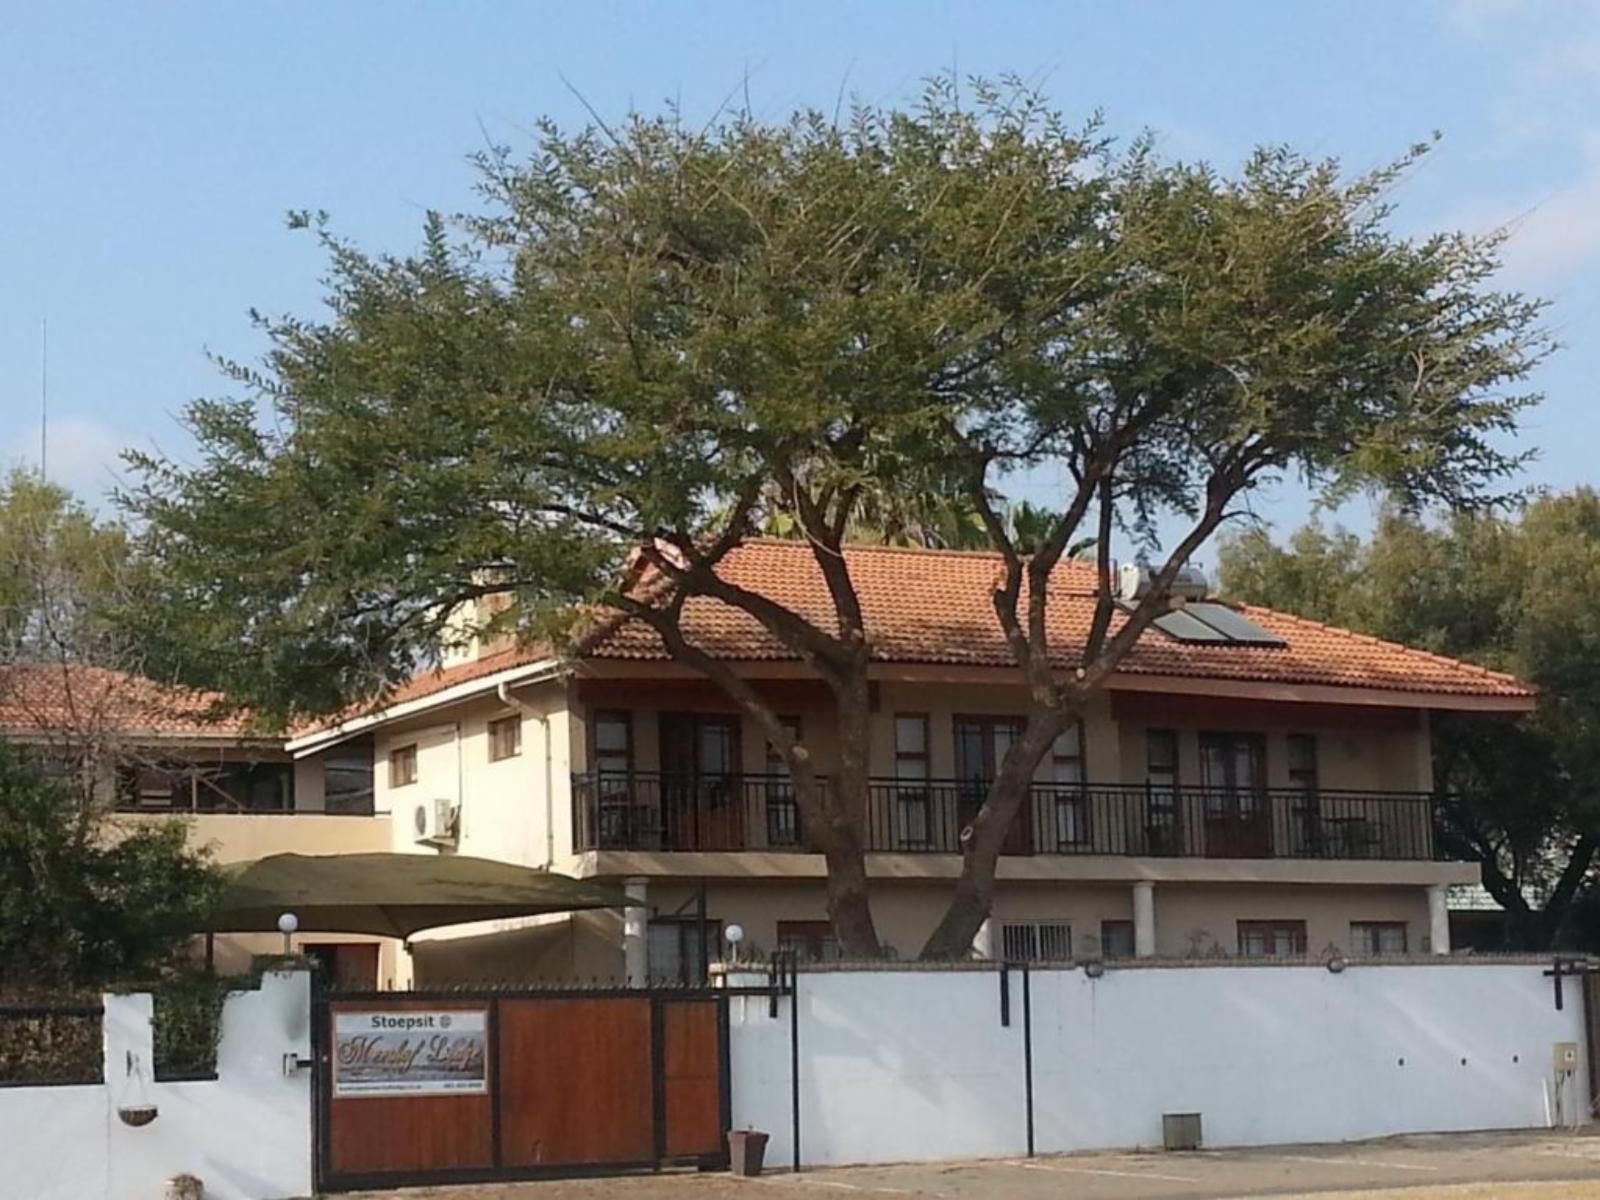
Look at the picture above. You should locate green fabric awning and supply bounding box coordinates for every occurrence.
[209,851,628,939]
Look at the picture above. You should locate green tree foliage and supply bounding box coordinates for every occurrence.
[0,470,130,664]
[1218,492,1600,950]
[0,739,222,986]
[124,76,1547,958]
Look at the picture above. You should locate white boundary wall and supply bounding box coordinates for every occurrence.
[728,962,1589,1168]
[0,970,313,1200]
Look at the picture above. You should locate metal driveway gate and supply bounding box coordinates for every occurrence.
[314,989,730,1192]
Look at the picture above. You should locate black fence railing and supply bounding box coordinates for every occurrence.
[571,772,1445,861]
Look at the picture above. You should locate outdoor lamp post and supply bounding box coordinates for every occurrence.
[277,911,299,956]
[725,923,745,964]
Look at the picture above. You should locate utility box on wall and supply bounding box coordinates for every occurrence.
[1163,1112,1203,1151]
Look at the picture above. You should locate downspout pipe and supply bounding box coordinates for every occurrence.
[498,679,556,867]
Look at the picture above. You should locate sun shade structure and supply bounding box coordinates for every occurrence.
[210,852,629,939]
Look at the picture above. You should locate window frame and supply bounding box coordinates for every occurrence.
[1000,919,1073,963]
[777,919,841,963]
[1236,919,1308,959]
[646,915,724,986]
[893,713,932,847]
[1051,719,1090,846]
[1350,920,1408,956]
[1099,919,1136,961]
[388,743,418,789]
[764,715,803,847]
[488,714,523,762]
[591,709,634,775]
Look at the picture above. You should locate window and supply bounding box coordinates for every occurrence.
[765,716,802,847]
[324,741,375,814]
[777,920,842,963]
[1287,734,1319,792]
[593,711,633,775]
[388,744,418,788]
[1100,919,1135,961]
[1052,722,1089,846]
[955,715,1031,853]
[1146,729,1179,786]
[894,714,931,846]
[1237,920,1307,959]
[1001,920,1073,962]
[1145,729,1181,853]
[488,715,522,761]
[646,917,723,985]
[119,764,184,809]
[1287,733,1321,854]
[1351,921,1407,956]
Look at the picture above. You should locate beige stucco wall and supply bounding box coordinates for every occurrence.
[369,678,569,866]
[114,812,393,864]
[565,681,1433,795]
[404,877,1440,982]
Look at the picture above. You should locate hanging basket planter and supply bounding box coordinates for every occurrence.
[117,1104,158,1128]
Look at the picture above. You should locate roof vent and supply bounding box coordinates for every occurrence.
[1116,562,1210,603]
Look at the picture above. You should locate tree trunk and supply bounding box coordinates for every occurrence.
[815,672,883,958]
[919,709,1066,959]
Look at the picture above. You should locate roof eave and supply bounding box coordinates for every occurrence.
[286,657,569,757]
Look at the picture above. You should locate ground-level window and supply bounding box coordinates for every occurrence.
[1237,919,1307,959]
[1100,919,1136,960]
[777,920,842,963]
[1001,920,1073,962]
[646,917,723,985]
[488,714,522,761]
[1351,921,1408,956]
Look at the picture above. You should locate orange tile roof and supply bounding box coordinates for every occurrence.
[326,539,1531,721]
[0,663,267,741]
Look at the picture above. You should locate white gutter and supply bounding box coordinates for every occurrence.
[286,657,566,757]
[497,679,556,868]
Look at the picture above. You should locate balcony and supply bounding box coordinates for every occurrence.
[571,772,1445,861]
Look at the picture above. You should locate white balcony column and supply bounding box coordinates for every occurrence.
[972,917,996,961]
[1427,884,1451,955]
[623,877,650,985]
[1132,880,1157,959]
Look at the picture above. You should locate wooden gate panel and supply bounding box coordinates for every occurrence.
[497,997,655,1168]
[661,1000,723,1158]
[323,1000,493,1178]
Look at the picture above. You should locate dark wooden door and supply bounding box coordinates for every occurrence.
[498,998,655,1168]
[955,716,1033,853]
[660,714,743,850]
[660,1000,725,1158]
[1199,732,1272,857]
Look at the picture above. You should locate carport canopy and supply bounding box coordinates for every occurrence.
[208,851,628,939]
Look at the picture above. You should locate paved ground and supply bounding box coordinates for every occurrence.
[346,1129,1600,1199]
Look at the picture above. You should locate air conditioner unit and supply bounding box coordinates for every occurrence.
[414,797,460,846]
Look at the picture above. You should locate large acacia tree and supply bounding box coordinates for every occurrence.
[126,78,1547,959]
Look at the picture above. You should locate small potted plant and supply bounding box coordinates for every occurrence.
[166,1174,204,1200]
[727,1127,771,1176]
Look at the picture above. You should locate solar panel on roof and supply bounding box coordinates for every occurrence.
[1183,602,1287,646]
[1151,607,1231,642]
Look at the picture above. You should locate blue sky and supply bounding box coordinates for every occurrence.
[2,1,1596,558]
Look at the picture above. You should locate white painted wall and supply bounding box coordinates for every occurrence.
[728,968,1029,1169]
[0,970,313,1200]
[727,962,1588,1168]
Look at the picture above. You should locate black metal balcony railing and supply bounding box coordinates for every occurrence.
[570,771,1446,861]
